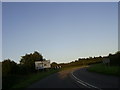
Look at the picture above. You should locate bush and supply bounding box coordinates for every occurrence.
[109,52,120,66]
[2,59,18,76]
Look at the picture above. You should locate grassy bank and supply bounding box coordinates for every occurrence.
[3,69,59,90]
[87,63,120,76]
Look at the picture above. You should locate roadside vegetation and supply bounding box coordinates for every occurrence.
[87,51,120,76]
[2,51,120,89]
[87,63,120,76]
[10,69,58,89]
[3,69,59,89]
[2,51,60,90]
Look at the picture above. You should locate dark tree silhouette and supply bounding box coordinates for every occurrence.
[51,62,58,68]
[20,51,43,73]
[2,59,18,76]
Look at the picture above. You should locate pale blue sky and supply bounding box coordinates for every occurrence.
[2,2,118,63]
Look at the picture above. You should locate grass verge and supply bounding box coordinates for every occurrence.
[3,69,59,90]
[87,63,120,76]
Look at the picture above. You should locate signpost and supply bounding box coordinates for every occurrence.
[102,58,110,70]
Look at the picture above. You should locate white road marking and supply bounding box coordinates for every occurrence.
[71,71,102,90]
[77,81,91,88]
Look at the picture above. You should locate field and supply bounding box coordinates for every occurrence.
[87,63,120,76]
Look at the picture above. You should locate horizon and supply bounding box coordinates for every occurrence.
[2,2,118,64]
[1,50,119,64]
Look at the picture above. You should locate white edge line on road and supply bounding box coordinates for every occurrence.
[77,81,91,88]
[71,71,102,90]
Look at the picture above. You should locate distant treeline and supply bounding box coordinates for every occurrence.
[2,51,120,76]
[52,51,120,68]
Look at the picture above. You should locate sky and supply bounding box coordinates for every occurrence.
[1,0,120,2]
[2,2,118,63]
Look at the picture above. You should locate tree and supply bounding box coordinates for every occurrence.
[78,58,82,61]
[109,51,120,66]
[20,51,43,72]
[33,51,43,61]
[2,59,18,76]
[51,62,58,68]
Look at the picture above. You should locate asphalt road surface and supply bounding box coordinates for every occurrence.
[28,66,119,89]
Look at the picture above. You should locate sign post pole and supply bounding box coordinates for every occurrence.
[102,58,110,70]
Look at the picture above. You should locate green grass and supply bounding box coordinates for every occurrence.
[3,69,59,90]
[87,63,120,76]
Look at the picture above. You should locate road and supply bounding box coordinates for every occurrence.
[71,67,119,89]
[28,66,119,89]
